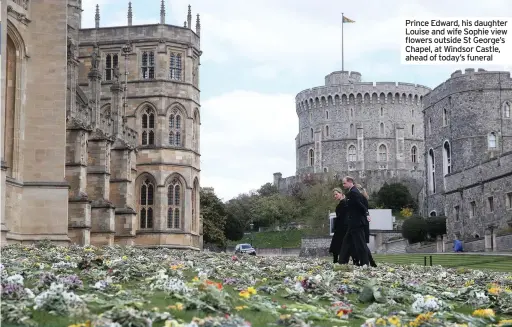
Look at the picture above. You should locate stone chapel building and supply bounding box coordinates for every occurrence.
[1,0,203,249]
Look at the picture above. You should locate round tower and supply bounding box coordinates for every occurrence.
[294,71,431,196]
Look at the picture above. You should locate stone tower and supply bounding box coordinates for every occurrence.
[423,68,512,242]
[280,70,430,199]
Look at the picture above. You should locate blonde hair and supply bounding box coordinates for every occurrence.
[356,183,369,199]
[333,187,343,194]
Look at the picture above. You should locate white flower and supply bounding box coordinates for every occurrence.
[6,274,24,285]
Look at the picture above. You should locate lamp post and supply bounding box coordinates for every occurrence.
[250,222,254,247]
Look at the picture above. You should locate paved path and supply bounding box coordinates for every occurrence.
[418,252,512,256]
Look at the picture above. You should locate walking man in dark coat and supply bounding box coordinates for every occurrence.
[338,176,370,266]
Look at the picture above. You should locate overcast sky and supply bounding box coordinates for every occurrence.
[81,0,512,201]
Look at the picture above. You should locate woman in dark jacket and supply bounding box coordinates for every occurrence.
[329,188,350,263]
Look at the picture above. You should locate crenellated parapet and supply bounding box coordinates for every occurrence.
[423,68,512,108]
[295,71,431,114]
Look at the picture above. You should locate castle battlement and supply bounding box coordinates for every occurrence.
[79,24,200,49]
[424,68,512,108]
[295,72,431,114]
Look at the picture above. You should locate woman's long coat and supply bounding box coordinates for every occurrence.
[329,199,348,254]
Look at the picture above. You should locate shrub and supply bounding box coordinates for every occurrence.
[402,216,428,244]
[425,216,447,239]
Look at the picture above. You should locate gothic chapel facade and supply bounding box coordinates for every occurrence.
[1,0,203,249]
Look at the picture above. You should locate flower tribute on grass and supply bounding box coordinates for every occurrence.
[1,241,512,327]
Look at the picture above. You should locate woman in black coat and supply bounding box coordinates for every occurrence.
[329,188,349,263]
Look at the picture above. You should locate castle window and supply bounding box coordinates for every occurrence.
[469,201,476,218]
[169,112,182,146]
[411,124,415,136]
[170,52,183,81]
[141,51,155,79]
[310,128,314,140]
[411,146,417,163]
[454,205,460,221]
[380,122,384,135]
[350,108,354,118]
[325,125,329,137]
[504,102,511,118]
[141,107,155,146]
[378,144,387,162]
[105,53,119,81]
[428,149,436,194]
[488,132,497,148]
[192,179,199,232]
[323,167,328,173]
[325,110,329,119]
[428,117,432,135]
[411,109,414,116]
[429,211,437,217]
[308,149,314,166]
[139,179,154,229]
[309,111,312,121]
[350,124,355,137]
[380,107,383,116]
[488,196,494,213]
[506,192,512,209]
[348,145,356,161]
[443,108,448,126]
[167,178,182,229]
[443,141,451,175]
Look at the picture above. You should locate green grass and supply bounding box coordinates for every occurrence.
[373,254,512,272]
[227,229,314,248]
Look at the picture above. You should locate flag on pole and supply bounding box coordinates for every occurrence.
[342,16,355,23]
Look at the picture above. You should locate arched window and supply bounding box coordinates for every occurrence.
[488,132,497,148]
[428,149,436,193]
[443,108,448,126]
[169,112,182,146]
[308,149,314,166]
[504,102,511,118]
[411,124,415,136]
[380,122,384,135]
[325,110,329,119]
[167,178,182,229]
[350,124,355,137]
[139,179,154,229]
[141,107,155,145]
[443,141,451,176]
[348,145,357,162]
[4,34,17,178]
[325,125,329,137]
[350,108,354,118]
[428,117,432,135]
[411,146,417,163]
[310,128,314,140]
[378,144,387,161]
[380,107,383,116]
[192,179,199,232]
[429,211,437,217]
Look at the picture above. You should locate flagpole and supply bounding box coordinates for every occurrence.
[341,13,344,72]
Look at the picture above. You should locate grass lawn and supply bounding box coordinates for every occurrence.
[373,254,512,272]
[227,229,311,248]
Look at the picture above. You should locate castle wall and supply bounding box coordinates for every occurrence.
[2,0,70,245]
[423,68,512,240]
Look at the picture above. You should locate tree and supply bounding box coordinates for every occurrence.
[200,188,227,247]
[224,212,245,241]
[377,183,417,212]
[257,183,279,197]
[251,194,301,228]
[402,216,428,244]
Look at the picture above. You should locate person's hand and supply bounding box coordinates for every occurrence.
[367,216,371,222]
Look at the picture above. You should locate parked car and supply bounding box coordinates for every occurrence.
[234,243,256,255]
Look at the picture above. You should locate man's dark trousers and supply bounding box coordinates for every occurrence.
[338,186,370,266]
